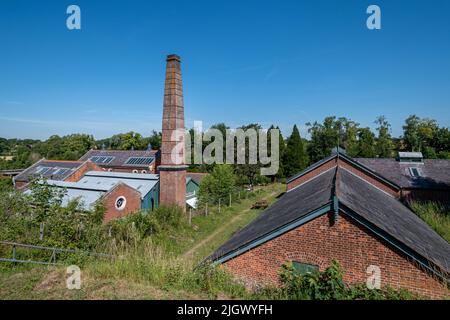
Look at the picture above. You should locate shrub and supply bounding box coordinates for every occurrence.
[198,165,236,205]
[278,260,417,300]
[410,201,450,242]
[107,206,184,243]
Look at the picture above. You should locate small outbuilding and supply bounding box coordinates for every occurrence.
[208,150,450,298]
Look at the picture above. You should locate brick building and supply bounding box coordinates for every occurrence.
[354,152,450,206]
[79,149,159,174]
[13,159,102,189]
[25,171,160,223]
[208,149,450,298]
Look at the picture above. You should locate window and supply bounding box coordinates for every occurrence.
[125,157,154,166]
[292,261,319,275]
[141,170,147,174]
[115,196,127,210]
[132,169,138,173]
[108,168,113,172]
[90,156,115,164]
[409,167,422,178]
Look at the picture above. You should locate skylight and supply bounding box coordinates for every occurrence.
[409,167,422,178]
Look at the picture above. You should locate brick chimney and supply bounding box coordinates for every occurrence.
[158,54,187,210]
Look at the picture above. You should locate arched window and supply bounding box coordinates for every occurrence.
[132,169,138,174]
[292,261,319,275]
[141,170,147,174]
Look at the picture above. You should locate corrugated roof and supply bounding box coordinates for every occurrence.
[84,170,159,180]
[79,171,159,199]
[24,181,105,211]
[79,150,158,168]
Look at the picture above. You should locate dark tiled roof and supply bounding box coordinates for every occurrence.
[14,160,82,182]
[338,169,450,274]
[208,168,335,262]
[79,149,158,168]
[354,158,450,190]
[187,172,208,185]
[209,166,450,276]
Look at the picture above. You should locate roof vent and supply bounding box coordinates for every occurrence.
[397,152,423,163]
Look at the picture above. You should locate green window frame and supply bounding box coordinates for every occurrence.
[292,261,319,275]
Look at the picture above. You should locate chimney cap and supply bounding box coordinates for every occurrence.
[167,54,181,62]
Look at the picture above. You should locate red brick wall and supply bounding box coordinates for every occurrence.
[14,181,28,190]
[100,166,155,174]
[286,157,400,198]
[102,184,142,223]
[223,213,448,299]
[64,161,103,182]
[159,169,186,210]
[287,158,336,191]
[337,158,400,198]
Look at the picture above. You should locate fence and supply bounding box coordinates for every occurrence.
[0,241,112,266]
[187,185,266,225]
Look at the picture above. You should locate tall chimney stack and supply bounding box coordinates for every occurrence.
[158,54,187,210]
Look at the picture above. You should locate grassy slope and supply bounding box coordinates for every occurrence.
[410,202,450,242]
[0,183,285,300]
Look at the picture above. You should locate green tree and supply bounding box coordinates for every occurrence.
[198,165,236,205]
[355,128,377,158]
[283,125,309,177]
[402,115,438,154]
[233,123,263,187]
[374,116,394,158]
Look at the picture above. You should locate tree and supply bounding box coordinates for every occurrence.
[198,165,236,205]
[402,115,438,153]
[375,116,394,158]
[355,127,377,158]
[306,117,357,162]
[283,125,309,177]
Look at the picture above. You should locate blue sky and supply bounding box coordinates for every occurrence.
[1,0,449,140]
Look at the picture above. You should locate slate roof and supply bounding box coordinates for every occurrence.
[338,169,450,274]
[354,158,450,190]
[14,159,83,183]
[187,172,207,185]
[79,149,158,168]
[209,166,450,277]
[208,168,335,262]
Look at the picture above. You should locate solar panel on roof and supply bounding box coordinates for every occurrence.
[53,168,71,175]
[125,157,154,166]
[36,167,52,175]
[90,156,115,164]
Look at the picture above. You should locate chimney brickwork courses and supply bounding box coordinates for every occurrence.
[159,54,187,210]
